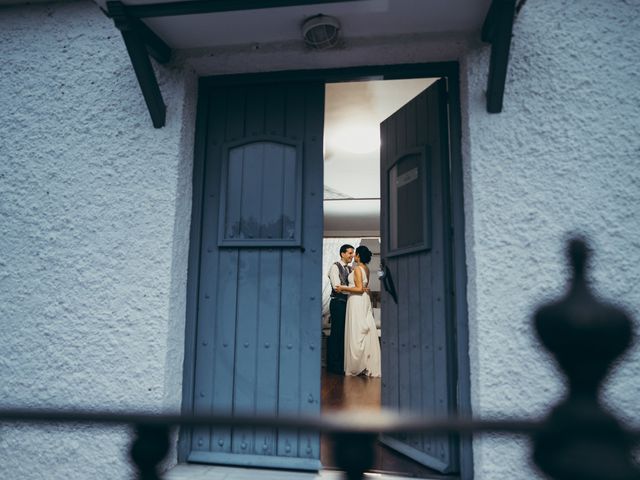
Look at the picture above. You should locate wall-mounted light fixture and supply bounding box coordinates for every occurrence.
[301,14,341,49]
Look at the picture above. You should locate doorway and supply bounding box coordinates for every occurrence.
[181,63,471,479]
[320,78,458,477]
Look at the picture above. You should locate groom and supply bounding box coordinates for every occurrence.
[326,244,354,374]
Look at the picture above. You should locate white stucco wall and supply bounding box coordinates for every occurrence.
[2,0,638,478]
[461,0,640,478]
[0,1,197,478]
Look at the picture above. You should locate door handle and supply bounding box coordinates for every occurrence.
[380,261,398,304]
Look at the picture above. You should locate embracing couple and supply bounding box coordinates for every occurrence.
[327,244,381,377]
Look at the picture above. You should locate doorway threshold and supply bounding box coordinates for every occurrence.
[165,464,450,480]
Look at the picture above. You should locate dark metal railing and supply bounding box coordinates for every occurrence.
[1,238,639,480]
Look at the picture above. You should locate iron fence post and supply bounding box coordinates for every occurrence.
[532,238,639,480]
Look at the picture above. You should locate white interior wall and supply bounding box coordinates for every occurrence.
[0,1,197,478]
[460,0,640,478]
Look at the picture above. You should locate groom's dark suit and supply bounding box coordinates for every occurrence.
[326,261,351,374]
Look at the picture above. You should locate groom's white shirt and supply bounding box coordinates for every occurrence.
[328,260,350,292]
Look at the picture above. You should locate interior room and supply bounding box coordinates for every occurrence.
[320,78,447,477]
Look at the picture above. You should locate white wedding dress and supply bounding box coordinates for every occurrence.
[344,266,382,377]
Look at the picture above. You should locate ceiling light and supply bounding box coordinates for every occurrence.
[328,125,380,154]
[302,14,341,50]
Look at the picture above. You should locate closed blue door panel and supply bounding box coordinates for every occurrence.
[189,81,324,470]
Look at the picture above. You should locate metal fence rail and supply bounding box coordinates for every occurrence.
[1,238,638,480]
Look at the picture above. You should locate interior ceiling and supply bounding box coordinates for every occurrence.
[323,78,435,235]
[324,78,435,199]
[90,0,492,49]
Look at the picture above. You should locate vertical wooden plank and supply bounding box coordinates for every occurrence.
[387,260,400,412]
[226,86,246,143]
[396,103,411,428]
[239,143,263,239]
[297,83,324,460]
[231,85,264,454]
[436,79,459,468]
[419,251,434,456]
[180,84,207,461]
[240,87,265,240]
[281,146,298,240]
[379,118,390,409]
[426,84,450,466]
[230,86,248,240]
[232,247,260,454]
[198,89,235,453]
[416,90,429,147]
[404,95,422,450]
[190,90,224,454]
[211,248,238,454]
[386,112,400,414]
[210,85,246,453]
[417,89,434,457]
[277,248,301,458]
[253,85,285,456]
[254,249,281,455]
[225,147,244,240]
[405,97,418,149]
[396,255,411,440]
[408,255,422,450]
[277,83,305,458]
[245,85,266,137]
[259,144,285,239]
[446,67,474,478]
[264,85,287,240]
[248,86,267,239]
[265,83,285,136]
[395,102,407,160]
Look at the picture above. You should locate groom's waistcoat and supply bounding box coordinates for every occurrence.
[330,262,350,302]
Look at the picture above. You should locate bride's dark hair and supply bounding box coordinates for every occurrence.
[356,245,372,264]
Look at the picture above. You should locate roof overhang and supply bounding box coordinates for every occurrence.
[85,0,518,127]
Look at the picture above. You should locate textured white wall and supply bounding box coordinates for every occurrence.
[461,0,640,478]
[0,1,197,478]
[2,0,639,478]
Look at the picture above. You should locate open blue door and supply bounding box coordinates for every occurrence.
[187,81,324,470]
[379,79,459,473]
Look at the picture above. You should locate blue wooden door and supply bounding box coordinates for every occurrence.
[188,82,324,470]
[379,79,459,473]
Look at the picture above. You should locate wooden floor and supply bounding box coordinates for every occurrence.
[320,369,451,478]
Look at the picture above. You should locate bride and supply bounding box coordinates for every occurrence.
[335,245,381,377]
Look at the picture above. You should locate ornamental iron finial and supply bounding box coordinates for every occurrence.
[130,424,170,480]
[532,237,639,480]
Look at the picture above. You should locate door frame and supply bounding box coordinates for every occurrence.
[179,62,473,480]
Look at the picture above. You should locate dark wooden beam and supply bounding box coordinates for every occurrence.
[108,1,167,128]
[124,0,367,18]
[136,18,171,64]
[481,0,516,113]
